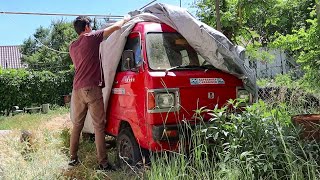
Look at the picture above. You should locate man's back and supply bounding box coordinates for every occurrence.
[69,30,103,90]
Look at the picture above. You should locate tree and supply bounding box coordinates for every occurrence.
[194,0,320,90]
[317,0,320,23]
[195,0,315,46]
[272,15,320,88]
[215,0,222,31]
[20,19,78,72]
[194,0,317,72]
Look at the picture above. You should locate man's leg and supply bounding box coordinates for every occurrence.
[70,89,88,160]
[85,87,107,165]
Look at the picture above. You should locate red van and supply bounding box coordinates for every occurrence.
[99,21,253,165]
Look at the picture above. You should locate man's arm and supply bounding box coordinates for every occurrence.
[103,16,131,38]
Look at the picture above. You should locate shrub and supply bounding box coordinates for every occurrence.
[0,68,73,114]
[147,100,320,179]
[200,100,319,178]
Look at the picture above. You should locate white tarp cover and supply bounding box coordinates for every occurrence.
[72,3,257,133]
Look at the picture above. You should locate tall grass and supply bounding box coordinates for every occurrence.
[60,128,136,180]
[0,111,136,180]
[0,106,69,130]
[0,130,67,179]
[0,108,70,179]
[0,98,318,179]
[146,100,320,180]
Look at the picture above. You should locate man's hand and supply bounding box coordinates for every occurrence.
[103,15,131,38]
[116,15,131,28]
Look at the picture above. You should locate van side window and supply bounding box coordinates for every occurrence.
[121,34,141,71]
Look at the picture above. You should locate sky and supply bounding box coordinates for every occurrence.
[0,0,196,45]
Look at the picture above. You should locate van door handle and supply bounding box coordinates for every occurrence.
[114,81,118,84]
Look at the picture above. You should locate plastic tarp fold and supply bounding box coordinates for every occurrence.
[71,3,257,133]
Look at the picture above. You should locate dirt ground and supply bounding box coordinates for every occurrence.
[41,113,72,131]
[0,130,12,136]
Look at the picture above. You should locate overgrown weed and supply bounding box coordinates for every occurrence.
[0,109,135,180]
[147,100,320,180]
[0,99,318,179]
[0,130,67,179]
[60,128,137,180]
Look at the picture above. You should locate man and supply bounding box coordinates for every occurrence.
[68,16,129,170]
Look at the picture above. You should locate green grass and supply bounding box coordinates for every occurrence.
[60,128,139,180]
[0,101,319,180]
[146,100,320,180]
[0,129,68,179]
[0,106,69,130]
[0,108,138,180]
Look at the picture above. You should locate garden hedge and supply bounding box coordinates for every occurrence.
[0,68,74,113]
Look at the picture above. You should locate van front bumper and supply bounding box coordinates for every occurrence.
[152,121,209,141]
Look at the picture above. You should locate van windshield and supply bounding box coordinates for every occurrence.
[146,32,214,70]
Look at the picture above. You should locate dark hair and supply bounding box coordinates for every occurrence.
[73,16,92,35]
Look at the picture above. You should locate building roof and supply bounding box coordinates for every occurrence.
[0,45,26,69]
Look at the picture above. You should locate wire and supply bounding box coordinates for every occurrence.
[139,0,157,10]
[0,0,159,17]
[34,38,69,54]
[4,13,70,54]
[1,0,159,54]
[0,11,123,19]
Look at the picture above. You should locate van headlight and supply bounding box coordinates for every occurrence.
[156,93,175,108]
[237,88,252,104]
[147,88,180,113]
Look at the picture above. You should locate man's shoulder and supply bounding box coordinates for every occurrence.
[70,37,81,48]
[87,30,104,37]
[69,36,88,49]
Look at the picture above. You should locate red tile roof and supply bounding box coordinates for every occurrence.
[0,45,26,69]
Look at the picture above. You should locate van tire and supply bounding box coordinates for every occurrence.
[116,127,143,168]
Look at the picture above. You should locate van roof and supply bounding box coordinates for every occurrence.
[133,22,177,34]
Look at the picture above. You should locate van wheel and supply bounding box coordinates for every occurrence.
[116,128,142,167]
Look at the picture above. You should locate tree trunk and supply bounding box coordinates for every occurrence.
[317,0,320,24]
[215,0,222,32]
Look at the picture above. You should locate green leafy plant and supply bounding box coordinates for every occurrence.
[197,100,319,179]
[0,67,74,114]
[148,100,320,179]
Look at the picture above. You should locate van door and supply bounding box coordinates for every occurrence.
[107,32,144,135]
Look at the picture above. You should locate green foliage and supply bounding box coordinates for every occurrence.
[246,45,276,63]
[0,67,73,113]
[274,73,296,87]
[194,0,316,64]
[195,0,315,45]
[148,101,320,179]
[20,20,77,72]
[272,16,320,87]
[210,101,318,178]
[257,73,320,97]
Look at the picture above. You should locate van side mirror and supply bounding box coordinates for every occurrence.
[122,50,137,71]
